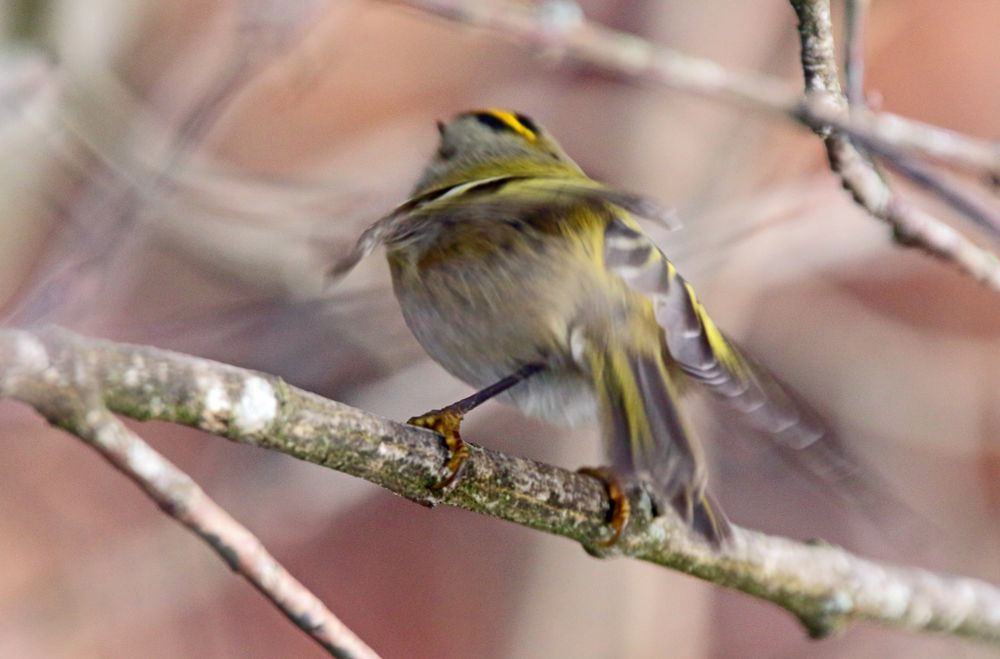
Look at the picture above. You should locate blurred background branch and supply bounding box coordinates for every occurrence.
[842,0,869,107]
[789,0,1000,286]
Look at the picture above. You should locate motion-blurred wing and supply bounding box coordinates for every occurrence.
[408,175,678,228]
[329,175,677,281]
[603,215,826,450]
[327,175,679,282]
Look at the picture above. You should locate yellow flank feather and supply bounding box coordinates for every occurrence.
[611,348,652,452]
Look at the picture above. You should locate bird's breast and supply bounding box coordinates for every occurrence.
[386,220,600,425]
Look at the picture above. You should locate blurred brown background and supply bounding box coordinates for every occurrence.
[0,1,998,657]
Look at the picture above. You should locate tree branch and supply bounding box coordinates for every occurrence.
[388,0,1000,180]
[385,0,1000,289]
[788,0,1000,280]
[838,0,1000,245]
[2,327,998,645]
[0,329,380,659]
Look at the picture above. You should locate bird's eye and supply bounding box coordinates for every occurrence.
[473,112,512,132]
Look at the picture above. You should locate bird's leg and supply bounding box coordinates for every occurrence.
[408,363,544,490]
[577,466,631,547]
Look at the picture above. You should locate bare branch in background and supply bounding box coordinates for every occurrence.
[387,0,1000,288]
[838,0,1000,245]
[390,0,1000,177]
[2,327,998,645]
[878,154,1000,241]
[0,330,380,659]
[3,1,327,327]
[843,0,870,108]
[790,0,1000,276]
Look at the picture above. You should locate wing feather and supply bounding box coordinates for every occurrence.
[603,216,825,449]
[328,176,677,281]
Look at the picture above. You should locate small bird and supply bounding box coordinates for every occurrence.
[331,109,835,546]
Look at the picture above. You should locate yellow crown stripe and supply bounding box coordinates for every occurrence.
[481,108,538,142]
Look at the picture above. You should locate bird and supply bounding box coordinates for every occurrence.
[330,108,838,546]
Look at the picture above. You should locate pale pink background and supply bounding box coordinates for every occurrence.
[0,2,998,657]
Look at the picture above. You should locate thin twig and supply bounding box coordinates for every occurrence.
[879,154,1000,240]
[388,0,1000,180]
[803,47,1000,242]
[2,328,998,645]
[789,0,1000,285]
[843,0,870,107]
[838,0,1000,242]
[0,331,380,659]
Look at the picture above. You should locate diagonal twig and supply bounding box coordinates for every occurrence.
[0,330,380,659]
[388,0,1000,181]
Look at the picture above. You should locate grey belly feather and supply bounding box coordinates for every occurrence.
[391,252,599,427]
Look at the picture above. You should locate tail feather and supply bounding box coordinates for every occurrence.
[690,491,733,543]
[581,334,729,544]
[629,349,701,498]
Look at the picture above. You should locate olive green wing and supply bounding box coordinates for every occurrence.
[328,175,677,281]
[412,174,679,228]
